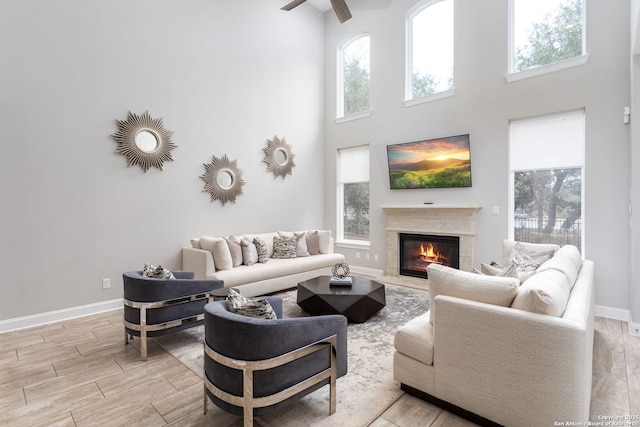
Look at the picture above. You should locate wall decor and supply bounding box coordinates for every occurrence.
[111,111,176,172]
[262,135,296,179]
[200,154,245,206]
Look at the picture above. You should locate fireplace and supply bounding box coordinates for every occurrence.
[399,233,460,279]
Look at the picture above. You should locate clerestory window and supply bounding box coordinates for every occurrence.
[508,0,586,78]
[337,34,370,120]
[406,0,454,104]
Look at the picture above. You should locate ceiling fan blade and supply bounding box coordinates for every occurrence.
[281,0,307,11]
[330,0,352,23]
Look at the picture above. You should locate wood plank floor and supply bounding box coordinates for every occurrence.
[0,311,638,426]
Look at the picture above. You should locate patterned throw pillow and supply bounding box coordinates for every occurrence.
[272,236,297,259]
[227,288,277,320]
[498,249,555,282]
[142,263,176,279]
[254,237,269,263]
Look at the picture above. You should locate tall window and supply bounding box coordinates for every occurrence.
[509,110,585,251]
[509,0,585,74]
[337,146,370,244]
[406,0,454,101]
[338,34,370,119]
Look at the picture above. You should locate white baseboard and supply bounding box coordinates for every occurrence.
[350,265,384,277]
[595,305,629,321]
[594,305,640,337]
[0,299,123,334]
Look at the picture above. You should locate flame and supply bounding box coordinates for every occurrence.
[419,243,444,263]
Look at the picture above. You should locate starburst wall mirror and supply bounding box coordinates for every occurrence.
[263,135,295,179]
[200,154,245,206]
[111,111,176,172]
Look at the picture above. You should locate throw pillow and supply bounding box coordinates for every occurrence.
[511,268,571,317]
[272,236,297,259]
[480,263,503,276]
[240,239,258,266]
[306,230,320,255]
[504,248,555,282]
[253,237,269,263]
[536,244,582,289]
[317,230,332,254]
[227,288,277,320]
[225,236,243,267]
[199,236,233,271]
[427,263,519,325]
[142,263,176,279]
[294,232,310,257]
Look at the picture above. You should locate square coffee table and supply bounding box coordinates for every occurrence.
[297,276,386,323]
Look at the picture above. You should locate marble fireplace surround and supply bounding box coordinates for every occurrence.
[380,204,482,288]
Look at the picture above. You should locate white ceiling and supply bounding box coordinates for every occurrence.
[307,0,332,12]
[304,0,392,13]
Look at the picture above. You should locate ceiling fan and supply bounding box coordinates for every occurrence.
[281,0,353,23]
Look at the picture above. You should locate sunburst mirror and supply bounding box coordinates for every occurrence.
[263,135,295,179]
[111,111,176,172]
[200,154,245,206]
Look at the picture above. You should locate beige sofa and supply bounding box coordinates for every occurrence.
[393,241,595,426]
[182,230,345,297]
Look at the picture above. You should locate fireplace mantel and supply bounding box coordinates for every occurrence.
[380,204,482,214]
[380,204,482,288]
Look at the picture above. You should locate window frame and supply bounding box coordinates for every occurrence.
[336,33,371,122]
[404,0,455,106]
[507,0,588,82]
[336,145,371,249]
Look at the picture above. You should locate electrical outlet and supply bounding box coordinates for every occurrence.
[365,253,370,260]
[102,278,111,289]
[356,252,361,259]
[492,206,500,215]
[374,254,379,261]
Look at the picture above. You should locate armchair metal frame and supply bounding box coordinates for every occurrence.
[124,291,214,360]
[203,334,338,427]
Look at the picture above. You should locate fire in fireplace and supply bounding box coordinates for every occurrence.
[399,233,460,279]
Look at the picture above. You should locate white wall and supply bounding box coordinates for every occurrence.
[0,0,325,321]
[323,0,633,312]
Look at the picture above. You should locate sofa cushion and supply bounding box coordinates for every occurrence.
[240,239,258,266]
[227,288,276,320]
[427,264,519,325]
[200,236,233,271]
[273,236,297,259]
[536,245,582,289]
[208,254,345,287]
[511,268,571,317]
[394,312,434,366]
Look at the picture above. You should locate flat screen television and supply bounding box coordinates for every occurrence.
[386,134,472,189]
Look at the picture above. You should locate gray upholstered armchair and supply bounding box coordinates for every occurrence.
[203,296,348,426]
[123,270,223,360]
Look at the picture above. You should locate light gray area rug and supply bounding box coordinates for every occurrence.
[155,282,429,427]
